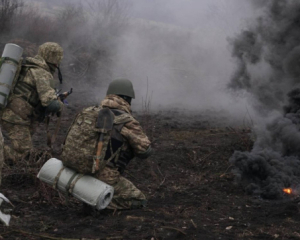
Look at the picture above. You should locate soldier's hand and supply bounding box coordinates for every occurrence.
[58,92,67,101]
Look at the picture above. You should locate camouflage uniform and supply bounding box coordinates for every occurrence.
[96,95,152,209]
[97,166,147,209]
[1,42,63,161]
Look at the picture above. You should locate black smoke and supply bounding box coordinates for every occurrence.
[231,89,300,199]
[229,0,300,111]
[229,0,300,199]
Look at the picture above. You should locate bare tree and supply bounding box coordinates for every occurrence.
[0,0,24,33]
[56,2,86,31]
[58,0,131,83]
[86,0,131,45]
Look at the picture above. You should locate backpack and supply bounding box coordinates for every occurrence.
[61,106,134,174]
[4,58,40,106]
[0,43,24,108]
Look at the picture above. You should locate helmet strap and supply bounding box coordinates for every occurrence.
[57,66,63,84]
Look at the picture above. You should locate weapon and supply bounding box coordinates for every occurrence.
[92,108,115,173]
[56,88,73,104]
[35,88,73,123]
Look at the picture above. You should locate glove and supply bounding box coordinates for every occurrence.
[45,100,63,116]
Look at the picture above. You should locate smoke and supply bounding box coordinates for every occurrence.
[231,90,300,199]
[249,0,269,9]
[100,0,259,116]
[1,0,262,120]
[229,0,300,111]
[229,0,300,199]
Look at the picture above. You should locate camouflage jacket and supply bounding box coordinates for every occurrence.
[101,95,152,160]
[1,55,59,125]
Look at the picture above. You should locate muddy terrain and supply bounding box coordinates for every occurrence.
[0,104,299,240]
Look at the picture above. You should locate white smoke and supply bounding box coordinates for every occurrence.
[22,0,261,122]
[102,0,261,120]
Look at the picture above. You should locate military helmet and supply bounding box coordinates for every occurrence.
[38,42,63,65]
[107,78,135,99]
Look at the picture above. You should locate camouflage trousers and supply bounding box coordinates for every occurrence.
[1,121,33,162]
[97,166,147,210]
[0,130,4,187]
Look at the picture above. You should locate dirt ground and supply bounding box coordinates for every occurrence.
[1,104,299,240]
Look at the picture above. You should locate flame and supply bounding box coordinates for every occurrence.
[283,188,292,194]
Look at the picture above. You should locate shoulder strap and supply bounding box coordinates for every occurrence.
[111,109,134,125]
[0,57,19,71]
[17,62,39,82]
[12,65,36,99]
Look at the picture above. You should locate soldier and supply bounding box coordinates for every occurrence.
[1,42,64,162]
[97,79,152,209]
[62,78,153,210]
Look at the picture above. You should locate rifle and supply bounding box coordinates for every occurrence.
[35,88,73,122]
[57,88,73,104]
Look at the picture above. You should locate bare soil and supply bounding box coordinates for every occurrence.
[1,104,299,240]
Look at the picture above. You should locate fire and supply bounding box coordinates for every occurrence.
[283,188,292,194]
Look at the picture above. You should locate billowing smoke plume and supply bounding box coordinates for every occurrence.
[231,91,300,199]
[230,0,300,199]
[229,0,300,111]
[106,0,258,114]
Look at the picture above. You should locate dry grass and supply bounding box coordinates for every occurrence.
[2,149,70,206]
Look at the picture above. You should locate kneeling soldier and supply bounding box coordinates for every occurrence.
[62,79,152,209]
